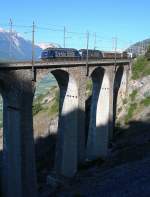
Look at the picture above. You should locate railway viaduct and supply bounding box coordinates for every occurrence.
[0,59,131,197]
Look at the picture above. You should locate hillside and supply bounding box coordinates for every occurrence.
[127,38,150,56]
[115,56,150,128]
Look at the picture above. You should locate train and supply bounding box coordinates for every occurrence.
[41,47,132,60]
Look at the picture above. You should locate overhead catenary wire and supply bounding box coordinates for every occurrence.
[9,18,13,60]
[0,20,133,52]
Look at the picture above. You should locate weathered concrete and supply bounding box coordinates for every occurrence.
[108,66,116,140]
[51,70,78,177]
[0,70,37,197]
[86,67,111,159]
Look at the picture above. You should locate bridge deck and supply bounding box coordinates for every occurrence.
[0,59,130,69]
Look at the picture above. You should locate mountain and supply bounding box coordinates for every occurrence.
[0,27,42,61]
[37,42,61,50]
[127,38,150,56]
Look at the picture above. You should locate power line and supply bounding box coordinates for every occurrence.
[0,20,134,52]
[32,21,35,65]
[64,26,66,48]
[9,18,13,60]
[32,21,36,81]
[93,32,97,50]
[86,31,89,76]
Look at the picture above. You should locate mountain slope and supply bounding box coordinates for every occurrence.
[0,28,42,60]
[127,38,150,56]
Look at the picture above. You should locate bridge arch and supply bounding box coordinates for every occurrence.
[86,66,110,159]
[35,68,79,177]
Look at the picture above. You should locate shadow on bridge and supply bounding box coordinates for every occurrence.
[34,118,150,194]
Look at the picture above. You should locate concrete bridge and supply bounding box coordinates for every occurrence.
[0,59,131,197]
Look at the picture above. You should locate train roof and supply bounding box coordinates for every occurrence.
[79,49,101,52]
[43,47,78,51]
[101,50,122,53]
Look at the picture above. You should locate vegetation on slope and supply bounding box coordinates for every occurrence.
[124,91,150,124]
[132,56,150,79]
[117,55,150,126]
[33,86,59,117]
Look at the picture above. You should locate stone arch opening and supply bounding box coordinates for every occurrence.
[113,66,124,129]
[33,71,58,190]
[86,67,110,160]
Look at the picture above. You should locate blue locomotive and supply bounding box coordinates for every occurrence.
[41,48,81,60]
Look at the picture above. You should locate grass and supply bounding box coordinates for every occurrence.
[140,97,150,107]
[48,90,59,117]
[125,103,137,124]
[86,79,93,97]
[129,90,138,101]
[32,102,43,116]
[132,56,150,80]
[33,86,59,117]
[48,99,59,117]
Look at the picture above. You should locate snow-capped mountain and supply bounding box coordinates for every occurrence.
[0,28,42,61]
[37,42,61,50]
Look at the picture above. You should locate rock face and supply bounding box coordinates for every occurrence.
[33,115,58,139]
[116,74,150,125]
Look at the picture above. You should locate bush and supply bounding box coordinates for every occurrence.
[125,103,137,123]
[132,56,149,79]
[48,90,59,116]
[140,97,150,107]
[129,90,138,101]
[32,102,43,116]
[123,98,127,105]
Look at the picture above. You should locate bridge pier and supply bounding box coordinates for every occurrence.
[76,67,86,164]
[117,66,129,99]
[87,68,111,159]
[52,70,78,177]
[1,71,37,197]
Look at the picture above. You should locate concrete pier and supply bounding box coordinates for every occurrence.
[53,70,78,177]
[1,70,37,197]
[87,68,111,159]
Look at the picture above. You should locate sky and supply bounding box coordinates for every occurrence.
[0,0,150,50]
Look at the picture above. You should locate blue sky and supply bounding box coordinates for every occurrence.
[0,0,150,50]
